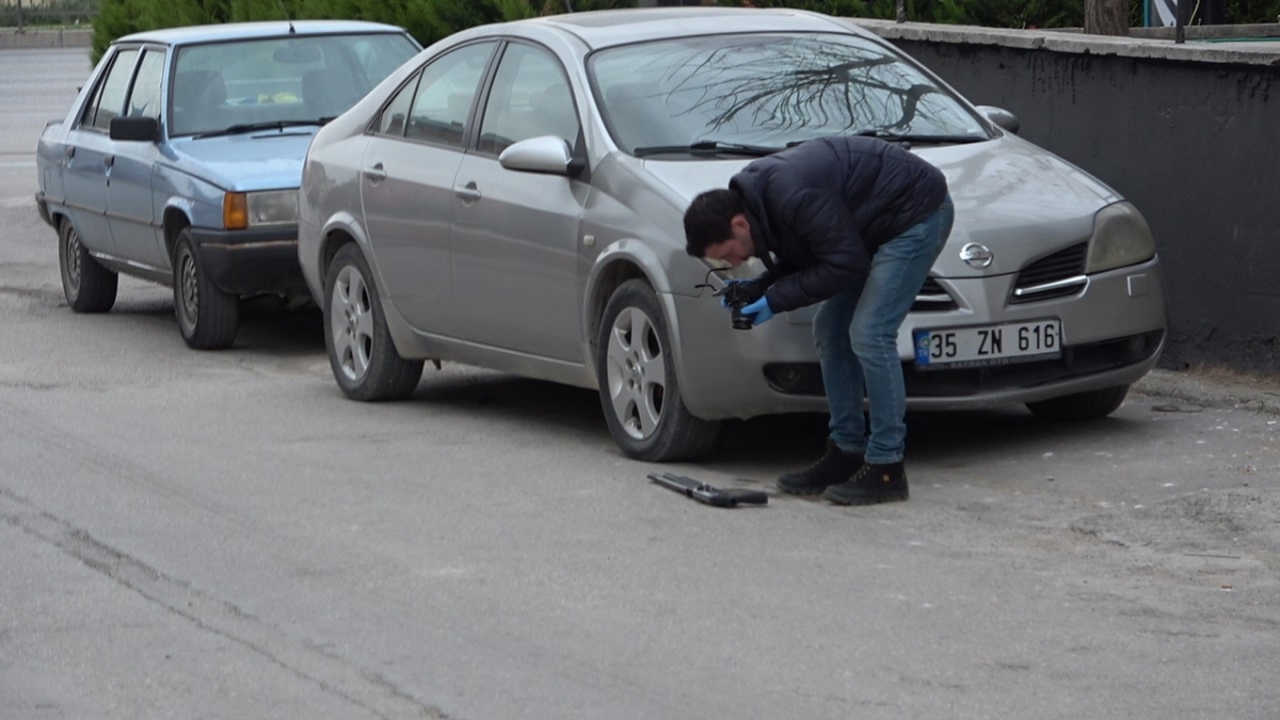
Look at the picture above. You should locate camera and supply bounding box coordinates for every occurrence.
[715,279,767,330]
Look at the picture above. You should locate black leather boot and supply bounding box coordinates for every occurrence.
[822,461,909,505]
[776,440,865,495]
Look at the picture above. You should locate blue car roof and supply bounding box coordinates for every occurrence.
[116,20,410,47]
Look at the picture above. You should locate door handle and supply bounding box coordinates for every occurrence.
[454,181,482,203]
[104,155,114,168]
[65,146,75,160]
[362,163,387,183]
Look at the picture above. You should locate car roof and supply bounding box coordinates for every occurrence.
[522,7,867,49]
[115,20,409,47]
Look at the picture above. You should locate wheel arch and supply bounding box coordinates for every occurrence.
[584,241,686,381]
[162,205,193,260]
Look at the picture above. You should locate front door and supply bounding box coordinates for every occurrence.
[450,42,585,361]
[104,46,167,270]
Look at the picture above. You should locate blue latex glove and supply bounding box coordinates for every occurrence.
[741,295,775,325]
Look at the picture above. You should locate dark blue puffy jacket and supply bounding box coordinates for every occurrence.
[730,135,948,313]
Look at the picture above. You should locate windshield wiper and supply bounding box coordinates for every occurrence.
[195,119,326,139]
[632,139,785,158]
[853,129,988,145]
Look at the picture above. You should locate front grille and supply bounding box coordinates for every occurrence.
[911,277,957,312]
[1010,242,1088,304]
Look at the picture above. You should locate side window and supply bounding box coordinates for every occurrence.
[478,44,579,156]
[374,73,420,137]
[126,49,166,120]
[404,42,495,148]
[80,48,139,131]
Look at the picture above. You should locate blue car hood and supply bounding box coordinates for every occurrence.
[166,130,317,192]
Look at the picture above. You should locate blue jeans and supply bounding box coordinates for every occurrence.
[813,197,954,464]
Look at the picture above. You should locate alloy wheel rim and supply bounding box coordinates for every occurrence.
[331,265,374,382]
[604,306,667,441]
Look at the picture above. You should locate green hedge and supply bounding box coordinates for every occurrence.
[89,0,1280,64]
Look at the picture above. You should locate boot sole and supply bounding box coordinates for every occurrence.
[776,483,836,496]
[824,489,909,506]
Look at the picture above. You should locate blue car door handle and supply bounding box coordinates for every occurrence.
[362,163,387,183]
[454,181,481,203]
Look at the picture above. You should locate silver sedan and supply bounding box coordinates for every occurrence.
[298,7,1167,461]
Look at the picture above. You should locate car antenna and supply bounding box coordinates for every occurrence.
[277,0,296,33]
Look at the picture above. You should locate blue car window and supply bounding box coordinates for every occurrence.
[127,49,166,120]
[82,48,139,132]
[170,33,419,137]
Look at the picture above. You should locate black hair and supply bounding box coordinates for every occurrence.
[683,188,744,257]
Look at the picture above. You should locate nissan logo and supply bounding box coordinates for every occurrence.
[960,243,994,269]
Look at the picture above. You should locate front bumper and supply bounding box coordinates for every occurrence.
[189,225,308,296]
[672,256,1168,420]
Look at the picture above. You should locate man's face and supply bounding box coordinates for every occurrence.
[702,214,755,267]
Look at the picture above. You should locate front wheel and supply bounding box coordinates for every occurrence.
[324,243,423,401]
[57,218,117,313]
[596,279,720,462]
[173,229,239,350]
[1026,385,1129,421]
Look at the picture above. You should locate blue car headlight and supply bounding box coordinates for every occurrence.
[223,190,299,230]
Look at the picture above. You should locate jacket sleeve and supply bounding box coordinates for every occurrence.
[763,189,870,313]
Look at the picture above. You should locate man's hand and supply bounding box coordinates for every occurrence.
[741,296,775,325]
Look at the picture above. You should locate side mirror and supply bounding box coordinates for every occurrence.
[109,116,160,143]
[975,105,1020,135]
[498,135,584,177]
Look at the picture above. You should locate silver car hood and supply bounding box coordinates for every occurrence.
[638,134,1121,278]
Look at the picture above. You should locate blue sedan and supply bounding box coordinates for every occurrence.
[35,20,420,348]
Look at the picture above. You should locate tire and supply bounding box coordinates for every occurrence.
[173,229,239,350]
[57,218,117,313]
[596,279,720,462]
[324,244,423,401]
[1026,384,1129,421]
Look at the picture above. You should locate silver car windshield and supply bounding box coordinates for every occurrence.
[171,33,420,138]
[588,32,990,156]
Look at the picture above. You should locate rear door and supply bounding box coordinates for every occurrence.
[450,41,586,361]
[359,41,497,335]
[62,46,141,255]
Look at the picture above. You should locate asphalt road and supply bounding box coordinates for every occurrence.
[1,47,1277,720]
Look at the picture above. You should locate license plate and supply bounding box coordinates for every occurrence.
[913,319,1061,370]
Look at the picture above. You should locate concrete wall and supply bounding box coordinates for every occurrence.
[0,27,91,49]
[854,20,1280,374]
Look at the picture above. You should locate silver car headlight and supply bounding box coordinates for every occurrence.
[223,190,299,230]
[1085,201,1156,274]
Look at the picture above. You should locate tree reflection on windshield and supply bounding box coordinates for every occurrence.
[590,33,986,154]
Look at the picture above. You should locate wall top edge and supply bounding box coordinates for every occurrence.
[850,18,1280,67]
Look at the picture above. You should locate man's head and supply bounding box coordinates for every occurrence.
[684,188,755,266]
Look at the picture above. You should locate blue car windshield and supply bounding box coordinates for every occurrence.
[588,32,990,155]
[170,33,419,138]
